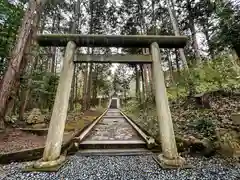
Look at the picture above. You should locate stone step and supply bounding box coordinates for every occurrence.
[78,140,146,149]
[76,148,155,156]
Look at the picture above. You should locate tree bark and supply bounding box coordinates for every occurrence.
[186,0,201,65]
[86,62,93,109]
[140,65,145,103]
[50,15,57,73]
[0,0,47,129]
[82,65,89,111]
[203,25,214,59]
[167,50,174,84]
[135,65,141,101]
[167,0,189,70]
[19,81,31,121]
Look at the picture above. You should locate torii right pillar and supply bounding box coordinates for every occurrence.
[151,42,186,168]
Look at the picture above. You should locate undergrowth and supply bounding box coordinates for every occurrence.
[167,57,240,100]
[123,57,240,142]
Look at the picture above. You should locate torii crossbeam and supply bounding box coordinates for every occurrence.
[37,34,187,48]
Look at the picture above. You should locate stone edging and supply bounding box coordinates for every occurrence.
[0,110,105,164]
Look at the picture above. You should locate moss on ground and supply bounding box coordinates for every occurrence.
[64,107,105,132]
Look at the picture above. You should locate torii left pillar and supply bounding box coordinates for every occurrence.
[34,41,76,168]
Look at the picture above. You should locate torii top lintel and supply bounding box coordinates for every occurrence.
[36,34,187,48]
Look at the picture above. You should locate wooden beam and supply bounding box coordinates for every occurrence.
[37,34,187,48]
[73,55,152,64]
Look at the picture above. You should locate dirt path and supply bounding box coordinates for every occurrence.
[0,109,103,154]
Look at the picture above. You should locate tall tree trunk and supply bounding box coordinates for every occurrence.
[167,0,189,70]
[69,64,76,111]
[203,25,214,59]
[69,0,81,111]
[82,65,89,111]
[85,0,94,110]
[135,65,140,101]
[19,32,39,121]
[140,65,145,104]
[175,50,180,73]
[50,15,56,73]
[74,64,79,109]
[0,0,46,130]
[143,65,148,96]
[19,81,31,121]
[167,50,174,84]
[147,64,154,97]
[86,61,93,110]
[186,0,201,65]
[142,49,151,99]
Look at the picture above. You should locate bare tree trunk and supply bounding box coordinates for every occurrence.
[85,0,94,110]
[167,0,189,70]
[19,81,31,121]
[147,64,154,96]
[82,65,89,111]
[135,65,141,101]
[186,0,201,65]
[140,65,146,105]
[50,15,56,73]
[74,64,80,109]
[143,65,148,95]
[0,0,46,130]
[86,61,93,109]
[167,50,174,84]
[19,7,43,120]
[69,0,81,111]
[203,25,214,59]
[174,50,180,73]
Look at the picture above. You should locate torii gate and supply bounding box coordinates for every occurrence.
[33,34,187,169]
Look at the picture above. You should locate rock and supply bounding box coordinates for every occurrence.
[26,108,45,124]
[44,112,52,122]
[32,123,47,129]
[194,93,211,108]
[216,128,240,158]
[5,116,18,123]
[201,138,215,157]
[231,113,240,125]
[177,135,215,157]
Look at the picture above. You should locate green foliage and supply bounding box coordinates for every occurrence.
[92,63,112,97]
[0,0,24,75]
[213,1,240,55]
[192,118,216,138]
[21,70,59,110]
[113,64,133,97]
[168,57,240,99]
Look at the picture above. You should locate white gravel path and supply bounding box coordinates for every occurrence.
[1,155,239,180]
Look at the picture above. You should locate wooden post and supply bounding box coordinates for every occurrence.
[36,41,76,166]
[151,42,186,167]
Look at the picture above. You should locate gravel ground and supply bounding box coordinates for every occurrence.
[1,155,239,180]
